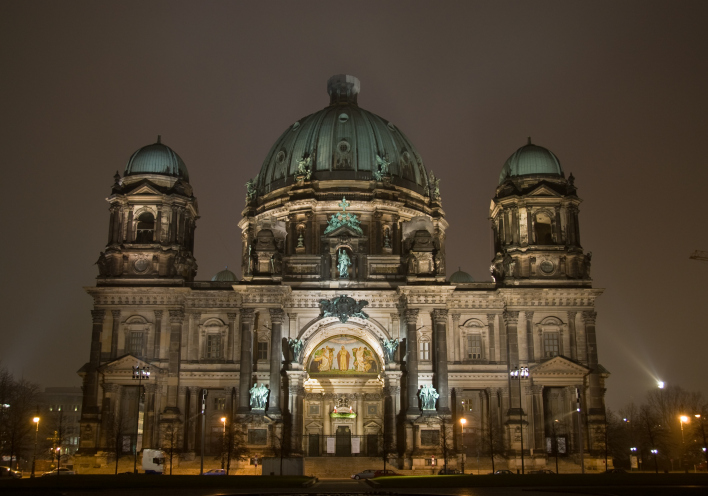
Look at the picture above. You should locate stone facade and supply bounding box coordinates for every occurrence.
[77,76,608,473]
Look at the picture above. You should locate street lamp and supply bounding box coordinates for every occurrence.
[552,419,560,474]
[221,417,227,470]
[31,416,39,478]
[657,381,665,389]
[510,366,528,474]
[651,449,659,473]
[695,414,708,467]
[459,418,466,474]
[132,365,150,474]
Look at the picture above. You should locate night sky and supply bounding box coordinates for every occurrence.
[2,1,706,411]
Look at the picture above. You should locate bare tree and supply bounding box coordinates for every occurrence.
[162,421,179,475]
[1,373,40,471]
[270,422,287,475]
[225,422,249,474]
[106,407,131,474]
[439,416,454,473]
[477,407,505,472]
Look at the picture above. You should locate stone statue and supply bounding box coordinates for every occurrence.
[373,153,390,181]
[287,338,305,363]
[319,295,369,323]
[249,383,269,410]
[296,153,313,180]
[381,338,399,363]
[383,229,391,249]
[489,264,497,282]
[95,251,110,276]
[434,252,445,275]
[583,251,592,278]
[419,384,439,411]
[246,178,257,201]
[337,249,351,278]
[428,171,441,200]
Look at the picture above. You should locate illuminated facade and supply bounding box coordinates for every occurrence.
[77,75,608,473]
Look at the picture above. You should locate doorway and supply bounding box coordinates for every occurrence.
[335,425,351,456]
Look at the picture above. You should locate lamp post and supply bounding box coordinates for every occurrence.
[651,449,659,473]
[132,365,150,474]
[679,415,690,473]
[510,366,528,474]
[552,419,560,474]
[221,417,227,470]
[630,447,637,472]
[31,416,39,478]
[460,418,466,474]
[695,414,708,467]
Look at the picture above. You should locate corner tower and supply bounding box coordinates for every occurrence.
[97,137,199,284]
[490,139,590,285]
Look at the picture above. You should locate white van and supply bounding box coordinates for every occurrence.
[141,449,166,474]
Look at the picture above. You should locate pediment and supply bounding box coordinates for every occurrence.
[325,224,364,238]
[530,356,590,377]
[527,184,562,198]
[125,183,163,196]
[100,355,162,375]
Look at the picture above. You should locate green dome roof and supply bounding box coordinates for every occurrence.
[449,268,474,283]
[498,139,563,185]
[125,136,189,182]
[255,75,430,196]
[211,267,237,282]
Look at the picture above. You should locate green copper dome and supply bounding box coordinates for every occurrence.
[255,75,430,195]
[125,136,189,182]
[498,139,563,185]
[449,268,474,283]
[211,267,237,282]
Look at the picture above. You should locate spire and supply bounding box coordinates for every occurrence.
[157,135,161,144]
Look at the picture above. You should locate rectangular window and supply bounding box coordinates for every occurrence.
[128,331,144,356]
[420,430,439,446]
[419,341,430,361]
[206,335,221,359]
[214,397,226,410]
[257,341,268,360]
[543,332,560,358]
[466,334,482,359]
[248,429,268,445]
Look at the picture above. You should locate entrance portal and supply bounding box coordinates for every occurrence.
[336,425,351,456]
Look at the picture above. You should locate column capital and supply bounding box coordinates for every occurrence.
[91,309,106,323]
[188,386,201,394]
[390,313,400,321]
[144,383,158,394]
[153,310,163,319]
[191,312,201,322]
[240,308,255,324]
[524,310,534,321]
[269,308,285,324]
[227,312,238,323]
[103,383,120,394]
[502,310,520,325]
[567,310,577,320]
[450,312,461,324]
[403,308,419,325]
[168,310,184,323]
[581,310,597,325]
[486,314,497,325]
[432,308,448,324]
[111,309,121,319]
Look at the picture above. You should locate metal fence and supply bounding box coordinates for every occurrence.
[305,434,384,457]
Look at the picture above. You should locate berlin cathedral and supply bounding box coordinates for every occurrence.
[77,75,608,474]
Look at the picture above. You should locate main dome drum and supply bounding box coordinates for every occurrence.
[255,75,430,196]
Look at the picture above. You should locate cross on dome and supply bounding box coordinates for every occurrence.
[338,197,350,212]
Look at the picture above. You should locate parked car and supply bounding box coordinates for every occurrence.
[0,466,22,478]
[42,468,75,476]
[492,469,514,475]
[438,467,462,475]
[351,469,377,479]
[203,469,226,476]
[529,469,556,475]
[602,468,627,474]
[374,469,401,477]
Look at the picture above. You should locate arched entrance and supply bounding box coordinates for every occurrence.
[300,322,386,457]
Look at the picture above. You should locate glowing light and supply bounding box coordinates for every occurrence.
[460,418,466,426]
[221,417,226,423]
[657,381,665,389]
[680,415,689,423]
[33,417,39,423]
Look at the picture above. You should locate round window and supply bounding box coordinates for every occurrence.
[338,140,350,153]
[276,151,286,164]
[134,258,150,273]
[540,260,554,274]
[338,113,349,123]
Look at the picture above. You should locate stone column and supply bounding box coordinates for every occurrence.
[169,205,177,243]
[177,386,188,450]
[355,393,364,435]
[582,311,602,412]
[189,313,201,361]
[323,393,332,436]
[503,310,521,410]
[155,207,162,243]
[567,311,578,360]
[512,207,520,245]
[404,309,421,415]
[110,310,120,360]
[432,308,450,413]
[554,206,562,244]
[532,385,544,450]
[288,313,298,339]
[288,375,305,454]
[499,315,507,364]
[268,309,284,416]
[187,387,199,452]
[165,310,184,411]
[227,313,238,362]
[126,209,134,243]
[383,381,400,452]
[153,310,163,360]
[99,383,119,449]
[392,214,400,255]
[143,384,157,449]
[238,309,255,413]
[82,309,105,415]
[524,311,534,364]
[487,314,497,363]
[451,313,461,363]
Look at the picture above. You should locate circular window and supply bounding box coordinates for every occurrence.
[337,140,350,153]
[292,122,300,131]
[276,151,286,164]
[338,113,349,123]
[134,258,150,273]
[540,260,554,274]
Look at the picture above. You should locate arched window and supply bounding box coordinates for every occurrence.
[419,336,431,361]
[534,212,553,245]
[135,212,155,243]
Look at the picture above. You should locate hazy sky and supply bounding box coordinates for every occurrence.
[1,1,707,411]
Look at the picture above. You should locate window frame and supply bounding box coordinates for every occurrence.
[206,334,222,360]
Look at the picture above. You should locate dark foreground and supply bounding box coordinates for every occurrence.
[1,473,707,496]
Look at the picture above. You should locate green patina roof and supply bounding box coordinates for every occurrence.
[498,139,563,185]
[211,267,237,282]
[449,268,474,283]
[125,137,189,182]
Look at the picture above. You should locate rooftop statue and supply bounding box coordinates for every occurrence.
[287,338,305,363]
[324,197,363,236]
[381,338,399,363]
[319,294,369,323]
[372,153,390,181]
[246,178,257,201]
[429,171,441,200]
[296,154,313,180]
